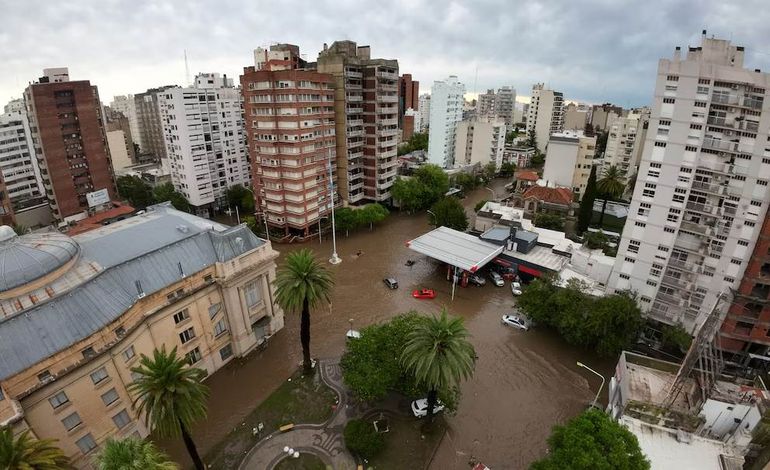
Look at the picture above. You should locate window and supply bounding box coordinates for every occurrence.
[725,277,736,284]
[208,303,221,319]
[130,371,142,383]
[185,347,202,365]
[220,344,233,361]
[638,202,651,216]
[122,345,135,362]
[658,245,670,252]
[173,309,190,324]
[667,209,681,222]
[619,273,630,280]
[62,412,82,431]
[38,370,53,383]
[680,167,693,173]
[642,187,655,198]
[694,101,707,108]
[641,296,652,303]
[214,318,228,337]
[628,240,640,253]
[624,257,636,263]
[664,227,676,233]
[738,240,750,246]
[49,391,69,409]
[659,119,671,126]
[101,388,119,406]
[690,124,702,130]
[634,221,646,228]
[650,264,662,277]
[666,75,679,81]
[204,274,213,283]
[731,259,742,265]
[685,145,698,152]
[76,434,97,454]
[115,326,126,337]
[90,367,109,385]
[179,327,196,344]
[751,200,763,207]
[733,175,746,181]
[663,98,675,104]
[112,409,131,429]
[650,163,662,169]
[244,280,262,308]
[0,389,4,401]
[760,180,769,186]
[647,280,657,287]
[648,169,660,178]
[746,221,756,227]
[654,141,667,147]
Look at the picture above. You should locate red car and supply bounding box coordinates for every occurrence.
[412,289,436,299]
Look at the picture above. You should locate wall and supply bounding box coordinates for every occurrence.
[543,138,578,188]
[106,130,132,173]
[700,399,761,440]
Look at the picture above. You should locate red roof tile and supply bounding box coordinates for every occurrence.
[515,170,540,181]
[521,186,573,206]
[67,202,136,235]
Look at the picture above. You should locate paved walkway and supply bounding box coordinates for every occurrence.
[239,359,358,470]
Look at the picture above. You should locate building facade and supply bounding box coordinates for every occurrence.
[542,131,596,199]
[158,73,251,216]
[602,108,650,182]
[563,102,589,130]
[427,76,465,168]
[526,83,564,153]
[0,204,284,468]
[103,107,137,173]
[454,119,506,170]
[109,95,142,152]
[607,33,770,333]
[418,94,430,132]
[317,41,400,204]
[503,144,535,169]
[399,73,419,138]
[242,44,338,235]
[0,106,45,212]
[24,68,117,222]
[590,103,625,131]
[135,86,177,165]
[476,86,516,126]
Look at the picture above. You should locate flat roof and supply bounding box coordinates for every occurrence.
[407,226,503,272]
[502,244,569,272]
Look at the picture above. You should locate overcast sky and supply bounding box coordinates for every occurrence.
[2,0,769,109]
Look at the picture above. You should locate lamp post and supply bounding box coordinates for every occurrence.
[318,216,329,244]
[485,186,496,202]
[577,361,605,410]
[427,209,436,226]
[327,153,341,265]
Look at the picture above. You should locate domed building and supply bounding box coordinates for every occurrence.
[0,204,284,467]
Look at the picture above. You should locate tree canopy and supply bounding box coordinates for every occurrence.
[429,197,469,232]
[480,162,497,184]
[95,437,177,470]
[397,132,429,156]
[0,427,71,470]
[152,183,191,213]
[534,213,565,231]
[453,172,480,192]
[225,185,255,214]
[499,161,516,178]
[333,204,389,236]
[391,164,450,212]
[531,409,650,470]
[117,175,154,209]
[577,166,598,234]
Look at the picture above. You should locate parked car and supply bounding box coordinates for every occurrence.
[468,274,486,286]
[411,398,446,418]
[501,314,530,331]
[492,265,517,281]
[511,281,522,296]
[412,289,436,299]
[488,271,504,287]
[383,278,399,289]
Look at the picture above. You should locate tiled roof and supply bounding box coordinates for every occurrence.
[515,170,540,181]
[67,202,136,236]
[522,186,573,206]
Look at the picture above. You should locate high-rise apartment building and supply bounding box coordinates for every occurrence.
[427,76,465,168]
[418,94,431,132]
[602,108,650,182]
[454,119,506,170]
[24,68,116,221]
[109,95,142,152]
[590,103,625,131]
[242,44,338,235]
[103,107,136,173]
[477,86,516,127]
[526,83,564,153]
[542,131,596,199]
[157,73,250,216]
[399,73,419,140]
[1,102,45,212]
[135,86,177,164]
[564,102,589,130]
[317,41,400,203]
[608,33,770,334]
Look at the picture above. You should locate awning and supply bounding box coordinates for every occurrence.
[518,265,542,277]
[407,226,504,272]
[493,258,513,268]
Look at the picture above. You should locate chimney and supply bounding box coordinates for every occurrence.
[674,46,681,61]
[323,43,328,51]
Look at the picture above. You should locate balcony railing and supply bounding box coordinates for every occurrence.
[702,138,737,152]
[691,180,725,194]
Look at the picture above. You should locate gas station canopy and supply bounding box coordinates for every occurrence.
[406,226,504,272]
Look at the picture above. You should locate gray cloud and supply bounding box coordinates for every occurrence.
[1,0,768,107]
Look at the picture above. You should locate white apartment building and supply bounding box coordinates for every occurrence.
[110,95,142,151]
[418,94,431,132]
[564,102,589,130]
[454,119,506,170]
[106,130,133,172]
[158,73,250,215]
[427,76,465,167]
[526,83,564,153]
[602,108,650,182]
[607,33,770,333]
[542,131,597,199]
[0,107,44,210]
[476,86,516,126]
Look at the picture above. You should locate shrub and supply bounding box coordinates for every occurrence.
[344,419,385,459]
[584,230,609,249]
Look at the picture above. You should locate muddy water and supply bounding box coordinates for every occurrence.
[162,179,614,469]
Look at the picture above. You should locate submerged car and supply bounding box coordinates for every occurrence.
[412,288,436,299]
[501,314,530,331]
[488,271,504,287]
[383,278,399,289]
[411,398,446,418]
[511,281,522,296]
[468,273,486,286]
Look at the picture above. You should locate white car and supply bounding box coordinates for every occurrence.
[488,271,504,287]
[511,281,522,296]
[411,398,445,418]
[501,314,530,331]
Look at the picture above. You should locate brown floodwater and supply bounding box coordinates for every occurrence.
[161,179,615,469]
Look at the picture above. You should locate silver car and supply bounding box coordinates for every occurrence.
[488,271,504,287]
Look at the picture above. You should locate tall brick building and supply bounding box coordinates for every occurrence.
[24,68,116,221]
[399,73,419,140]
[241,45,338,235]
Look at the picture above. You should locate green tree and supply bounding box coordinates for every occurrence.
[516,276,560,325]
[117,175,154,209]
[358,203,389,230]
[661,323,693,353]
[499,161,516,177]
[128,347,208,470]
[334,207,358,236]
[343,419,385,460]
[401,309,476,422]
[225,185,255,214]
[531,409,650,470]
[95,437,177,470]
[584,230,609,250]
[534,213,565,231]
[526,127,537,150]
[505,130,518,144]
[398,131,429,155]
[413,164,450,203]
[589,292,645,357]
[429,197,468,231]
[531,152,545,166]
[274,249,334,372]
[480,162,497,184]
[474,199,489,212]
[392,164,450,213]
[454,172,479,192]
[152,183,190,213]
[596,165,625,227]
[391,177,426,213]
[0,427,71,470]
[595,130,610,157]
[577,166,598,234]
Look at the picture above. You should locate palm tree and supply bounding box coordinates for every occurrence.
[275,248,335,372]
[0,427,71,470]
[401,309,476,422]
[596,165,625,227]
[95,437,177,470]
[128,347,208,470]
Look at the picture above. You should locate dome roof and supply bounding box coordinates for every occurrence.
[0,229,79,292]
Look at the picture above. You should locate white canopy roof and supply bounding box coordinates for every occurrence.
[407,226,503,272]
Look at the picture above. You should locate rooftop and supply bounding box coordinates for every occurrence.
[66,202,136,236]
[407,226,503,272]
[514,170,539,181]
[521,185,573,206]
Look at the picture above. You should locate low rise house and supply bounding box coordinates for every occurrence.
[516,185,574,218]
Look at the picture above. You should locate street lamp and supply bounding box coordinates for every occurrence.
[485,186,496,201]
[327,153,341,265]
[427,209,436,226]
[577,361,605,410]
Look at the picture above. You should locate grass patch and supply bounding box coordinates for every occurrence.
[366,416,447,469]
[274,453,330,470]
[590,211,626,233]
[204,368,338,470]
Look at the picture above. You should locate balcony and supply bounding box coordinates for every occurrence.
[377,128,399,137]
[346,129,364,138]
[667,257,701,273]
[379,95,398,103]
[380,118,398,126]
[379,168,398,180]
[345,70,363,79]
[690,180,726,195]
[346,94,363,102]
[348,150,364,159]
[702,138,738,153]
[348,181,364,191]
[696,161,731,174]
[685,201,717,216]
[680,219,709,235]
[347,139,364,149]
[347,106,363,114]
[376,70,398,80]
[661,275,688,290]
[347,119,364,127]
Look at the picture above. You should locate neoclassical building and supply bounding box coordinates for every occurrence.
[0,203,284,467]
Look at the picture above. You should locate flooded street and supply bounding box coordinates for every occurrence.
[164,180,615,469]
